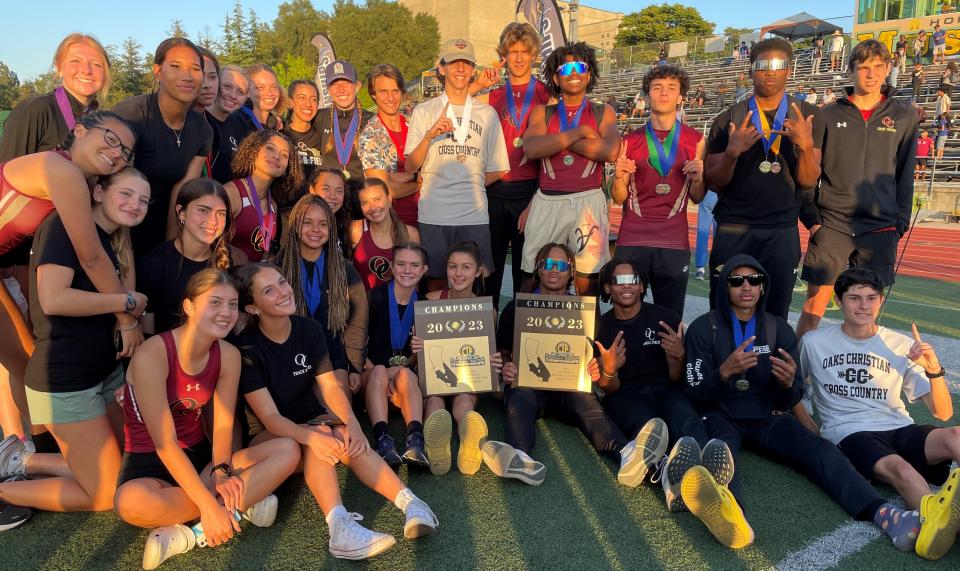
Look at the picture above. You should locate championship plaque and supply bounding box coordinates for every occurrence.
[513,294,595,392]
[414,296,497,396]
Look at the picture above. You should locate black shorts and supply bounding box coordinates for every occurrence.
[916,158,928,167]
[801,225,898,286]
[117,440,213,487]
[837,424,951,484]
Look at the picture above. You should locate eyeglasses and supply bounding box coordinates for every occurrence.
[540,258,570,272]
[557,61,588,76]
[90,126,134,162]
[750,59,790,72]
[610,274,641,285]
[726,273,766,287]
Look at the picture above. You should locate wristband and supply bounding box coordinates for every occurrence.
[124,292,136,312]
[119,320,140,332]
[925,367,946,379]
[211,463,233,477]
[600,368,617,378]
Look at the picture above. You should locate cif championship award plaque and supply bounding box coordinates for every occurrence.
[513,294,595,392]
[414,296,497,396]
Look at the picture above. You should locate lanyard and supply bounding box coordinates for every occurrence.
[241,106,264,130]
[333,107,359,169]
[730,311,757,352]
[54,87,77,130]
[558,98,586,132]
[379,113,408,171]
[245,176,274,255]
[443,94,473,144]
[300,253,325,316]
[645,120,681,177]
[506,79,537,133]
[388,281,417,351]
[747,96,788,156]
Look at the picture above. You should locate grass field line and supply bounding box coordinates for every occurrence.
[769,521,881,571]
[881,297,960,311]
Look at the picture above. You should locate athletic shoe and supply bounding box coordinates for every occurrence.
[701,439,735,487]
[457,411,488,475]
[481,440,546,486]
[662,437,702,512]
[397,489,439,539]
[0,503,30,532]
[375,432,403,470]
[142,524,196,570]
[0,435,27,478]
[401,432,430,468]
[916,467,960,560]
[241,494,278,528]
[618,417,668,488]
[695,268,706,280]
[423,410,453,475]
[328,510,396,560]
[681,466,754,549]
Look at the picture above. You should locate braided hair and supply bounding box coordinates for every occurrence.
[278,194,349,335]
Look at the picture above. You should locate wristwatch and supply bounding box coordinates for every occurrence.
[211,463,233,477]
[925,367,946,379]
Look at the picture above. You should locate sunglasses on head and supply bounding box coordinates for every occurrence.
[558,61,588,76]
[540,258,570,272]
[610,274,641,285]
[726,273,766,287]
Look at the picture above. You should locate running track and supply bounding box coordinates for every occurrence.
[608,207,960,282]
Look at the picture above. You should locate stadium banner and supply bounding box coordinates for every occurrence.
[516,0,567,61]
[668,41,689,58]
[513,293,595,393]
[704,36,726,53]
[311,33,337,108]
[414,297,497,396]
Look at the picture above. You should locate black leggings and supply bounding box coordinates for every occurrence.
[603,384,708,447]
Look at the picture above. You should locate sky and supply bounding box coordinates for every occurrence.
[0,1,855,80]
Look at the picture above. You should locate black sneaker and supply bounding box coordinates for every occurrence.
[0,503,30,531]
[401,432,430,469]
[376,433,403,470]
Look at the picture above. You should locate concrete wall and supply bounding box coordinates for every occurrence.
[929,184,960,213]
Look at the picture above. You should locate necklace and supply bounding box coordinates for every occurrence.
[157,95,187,148]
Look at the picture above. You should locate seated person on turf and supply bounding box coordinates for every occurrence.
[114,270,299,570]
[233,263,437,561]
[801,268,960,560]
[682,254,947,555]
[413,241,502,476]
[363,243,430,470]
[595,258,724,512]
[483,244,646,487]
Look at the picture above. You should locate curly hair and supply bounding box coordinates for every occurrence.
[642,64,690,97]
[542,41,600,97]
[230,129,303,207]
[531,242,576,291]
[277,194,349,335]
[597,258,648,303]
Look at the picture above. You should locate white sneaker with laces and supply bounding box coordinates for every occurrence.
[241,494,278,528]
[398,489,438,539]
[0,436,27,478]
[618,418,668,487]
[328,510,396,560]
[662,437,703,512]
[142,524,196,570]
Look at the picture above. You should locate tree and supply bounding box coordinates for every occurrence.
[274,54,314,88]
[723,26,755,39]
[615,4,715,47]
[168,19,188,39]
[108,38,149,106]
[221,0,259,65]
[257,0,330,68]
[328,0,440,87]
[0,62,20,110]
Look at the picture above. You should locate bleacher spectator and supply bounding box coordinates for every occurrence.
[933,24,947,65]
[941,61,958,95]
[812,34,823,76]
[913,31,927,65]
[631,90,645,117]
[916,130,933,182]
[830,30,845,72]
[895,34,908,73]
[912,62,925,103]
[693,84,706,108]
[735,72,749,102]
[890,53,901,87]
[935,86,951,118]
[739,41,749,60]
[716,80,729,111]
[936,113,951,160]
[806,88,818,105]
[821,87,837,107]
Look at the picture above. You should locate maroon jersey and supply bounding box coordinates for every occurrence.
[0,151,67,255]
[539,101,603,193]
[352,220,394,290]
[617,124,702,250]
[489,79,551,182]
[230,177,276,262]
[123,331,221,453]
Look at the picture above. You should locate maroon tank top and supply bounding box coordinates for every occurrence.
[230,178,275,262]
[538,102,603,193]
[0,151,68,255]
[123,331,221,453]
[352,220,394,290]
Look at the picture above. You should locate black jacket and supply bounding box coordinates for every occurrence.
[805,85,917,236]
[684,254,803,419]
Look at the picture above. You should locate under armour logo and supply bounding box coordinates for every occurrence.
[185,383,200,392]
[836,121,847,128]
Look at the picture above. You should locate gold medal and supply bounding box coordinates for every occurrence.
[655,183,672,195]
[769,161,782,174]
[513,137,524,148]
[562,154,574,166]
[388,353,409,367]
[735,378,750,392]
[342,169,351,180]
[759,161,772,174]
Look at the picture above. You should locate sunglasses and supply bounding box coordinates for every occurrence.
[751,58,789,72]
[90,126,134,162]
[557,61,588,76]
[540,258,570,272]
[726,273,766,287]
[610,274,641,285]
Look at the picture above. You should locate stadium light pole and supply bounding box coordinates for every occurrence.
[569,0,579,42]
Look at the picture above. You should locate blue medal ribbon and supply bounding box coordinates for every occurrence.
[645,120,681,177]
[747,96,788,155]
[300,252,325,316]
[333,108,359,170]
[730,311,756,353]
[507,79,537,132]
[388,281,417,352]
[558,99,586,132]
